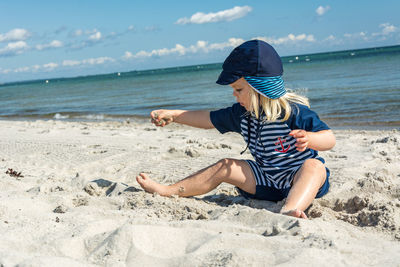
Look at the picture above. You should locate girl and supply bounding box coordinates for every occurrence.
[136,40,336,219]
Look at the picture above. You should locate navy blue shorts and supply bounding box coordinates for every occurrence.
[237,166,330,202]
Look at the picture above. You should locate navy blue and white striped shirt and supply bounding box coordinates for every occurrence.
[210,103,330,189]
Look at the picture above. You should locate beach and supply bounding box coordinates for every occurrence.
[0,119,399,266]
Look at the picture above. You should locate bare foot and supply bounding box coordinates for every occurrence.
[280,208,308,219]
[136,173,170,196]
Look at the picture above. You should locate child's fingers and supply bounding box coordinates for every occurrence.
[290,129,309,151]
[151,118,161,126]
[150,110,173,127]
[150,110,164,126]
[289,129,306,138]
[158,119,166,126]
[288,130,297,137]
[150,115,164,127]
[295,144,307,152]
[295,137,308,144]
[295,142,307,149]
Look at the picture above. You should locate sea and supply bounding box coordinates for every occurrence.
[1,45,400,129]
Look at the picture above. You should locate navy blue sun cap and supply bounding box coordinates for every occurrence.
[216,39,283,85]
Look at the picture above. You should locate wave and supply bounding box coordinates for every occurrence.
[0,112,149,122]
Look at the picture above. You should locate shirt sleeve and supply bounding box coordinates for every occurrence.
[209,103,246,134]
[288,104,330,132]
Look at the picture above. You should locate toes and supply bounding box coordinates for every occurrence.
[294,209,302,217]
[139,173,148,179]
[281,209,308,219]
[136,175,146,184]
[300,211,308,219]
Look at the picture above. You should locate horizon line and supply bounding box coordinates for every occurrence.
[2,43,399,86]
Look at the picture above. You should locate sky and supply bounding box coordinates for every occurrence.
[0,0,399,83]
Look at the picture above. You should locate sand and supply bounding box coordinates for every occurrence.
[0,119,399,266]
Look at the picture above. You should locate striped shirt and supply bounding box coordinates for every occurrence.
[210,103,330,189]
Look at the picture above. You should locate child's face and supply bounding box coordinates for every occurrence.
[230,77,252,111]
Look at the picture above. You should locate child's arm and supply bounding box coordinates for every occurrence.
[289,129,336,152]
[151,109,214,129]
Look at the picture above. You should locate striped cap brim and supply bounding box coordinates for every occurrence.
[244,76,286,99]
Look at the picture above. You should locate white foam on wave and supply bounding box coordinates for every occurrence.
[54,113,69,119]
[78,114,105,120]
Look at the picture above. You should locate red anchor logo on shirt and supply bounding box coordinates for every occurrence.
[274,137,291,153]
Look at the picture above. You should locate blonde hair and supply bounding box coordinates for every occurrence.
[248,87,310,122]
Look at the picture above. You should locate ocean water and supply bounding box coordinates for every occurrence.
[1,45,400,129]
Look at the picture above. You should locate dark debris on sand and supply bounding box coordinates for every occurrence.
[5,168,24,179]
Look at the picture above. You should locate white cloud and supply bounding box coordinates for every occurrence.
[0,41,29,57]
[14,66,31,73]
[343,23,398,41]
[321,34,345,46]
[379,23,397,35]
[123,51,134,59]
[316,6,330,16]
[176,6,252,25]
[343,31,369,41]
[89,31,102,41]
[325,35,336,41]
[66,26,139,51]
[122,40,227,60]
[68,29,112,50]
[62,60,81,67]
[10,62,58,73]
[0,28,31,42]
[36,40,63,51]
[132,44,186,58]
[42,62,58,70]
[255,34,316,45]
[70,28,101,39]
[207,38,245,50]
[0,68,11,74]
[63,56,115,67]
[122,34,316,61]
[81,57,114,65]
[336,23,399,44]
[4,56,115,75]
[31,65,41,72]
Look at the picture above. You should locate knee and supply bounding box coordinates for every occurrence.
[304,158,323,166]
[216,158,234,168]
[303,159,325,171]
[216,158,236,176]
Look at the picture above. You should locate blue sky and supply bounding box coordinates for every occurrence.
[1,0,399,83]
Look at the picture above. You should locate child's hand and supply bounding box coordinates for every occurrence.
[289,129,309,152]
[150,110,174,127]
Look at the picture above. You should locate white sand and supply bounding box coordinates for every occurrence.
[0,119,399,266]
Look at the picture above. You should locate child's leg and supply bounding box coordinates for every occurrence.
[136,158,256,197]
[280,159,327,218]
